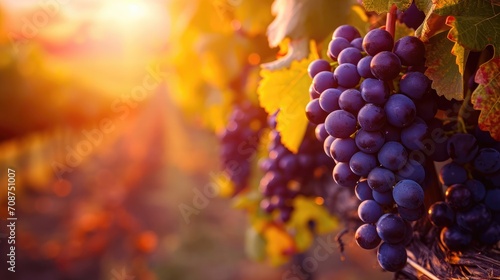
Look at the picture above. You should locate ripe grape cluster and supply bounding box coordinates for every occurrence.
[430,131,500,251]
[259,112,333,223]
[305,24,442,272]
[219,102,267,193]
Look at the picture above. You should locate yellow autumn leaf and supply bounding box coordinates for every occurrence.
[234,0,275,36]
[293,227,314,253]
[287,196,338,251]
[257,51,318,153]
[263,224,295,266]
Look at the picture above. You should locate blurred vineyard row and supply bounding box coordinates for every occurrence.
[0,1,280,279]
[0,1,388,279]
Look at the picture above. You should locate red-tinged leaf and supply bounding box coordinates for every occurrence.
[415,0,450,42]
[425,32,465,100]
[471,57,500,140]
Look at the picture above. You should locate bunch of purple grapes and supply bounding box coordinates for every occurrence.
[430,131,500,251]
[218,101,267,193]
[305,24,444,271]
[259,112,333,223]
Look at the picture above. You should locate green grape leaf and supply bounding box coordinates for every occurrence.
[362,0,412,14]
[258,53,317,153]
[471,57,500,140]
[434,0,500,52]
[425,32,465,100]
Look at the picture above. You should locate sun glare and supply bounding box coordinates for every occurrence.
[93,0,170,48]
[98,0,156,26]
[127,2,148,18]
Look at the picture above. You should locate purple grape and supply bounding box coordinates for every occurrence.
[378,141,408,171]
[350,37,363,51]
[338,89,365,115]
[370,51,402,81]
[384,94,416,128]
[355,129,385,153]
[393,36,425,66]
[439,162,468,185]
[330,137,359,162]
[333,25,361,42]
[401,117,428,151]
[313,71,337,93]
[350,151,378,176]
[338,47,363,65]
[358,199,384,223]
[464,179,486,203]
[308,59,331,78]
[319,88,342,112]
[362,29,394,56]
[278,154,299,175]
[393,179,424,209]
[377,243,407,272]
[324,110,357,138]
[333,162,360,187]
[447,133,478,165]
[445,184,472,210]
[355,180,374,201]
[357,56,375,78]
[356,224,381,250]
[399,72,431,100]
[428,201,455,228]
[457,203,492,233]
[323,135,335,157]
[328,37,351,60]
[376,213,407,244]
[315,123,328,142]
[334,63,361,88]
[372,189,395,205]
[260,172,284,195]
[398,204,425,221]
[358,104,386,131]
[367,167,396,192]
[396,159,425,185]
[359,78,390,105]
[305,98,329,124]
[440,225,472,251]
[473,148,500,174]
[309,84,320,99]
